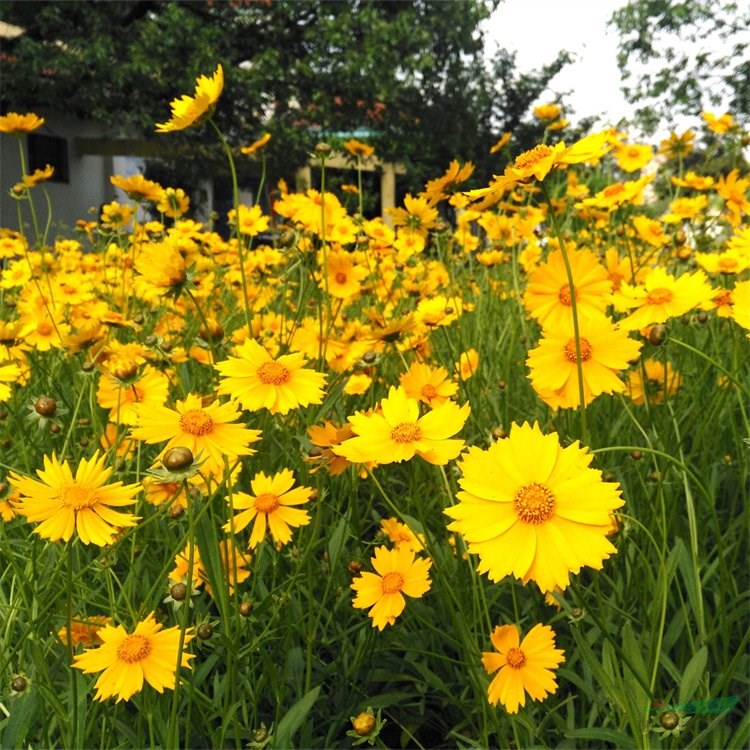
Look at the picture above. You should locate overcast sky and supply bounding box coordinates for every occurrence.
[483,0,656,134]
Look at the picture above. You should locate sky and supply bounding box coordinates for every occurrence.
[483,0,653,133]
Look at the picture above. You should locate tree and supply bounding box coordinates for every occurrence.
[610,0,750,134]
[1,0,571,193]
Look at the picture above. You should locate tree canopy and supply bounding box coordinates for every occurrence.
[610,0,750,134]
[1,0,571,192]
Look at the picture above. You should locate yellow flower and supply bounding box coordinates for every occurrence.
[343,138,375,158]
[380,517,424,552]
[323,249,369,299]
[388,194,439,237]
[215,338,326,415]
[613,267,714,330]
[716,169,750,227]
[482,623,565,713]
[155,64,224,133]
[399,361,458,407]
[351,545,432,630]
[12,165,55,193]
[0,112,45,134]
[96,365,170,426]
[110,174,163,203]
[466,132,611,203]
[171,539,251,597]
[9,452,141,546]
[632,215,669,247]
[228,204,270,237]
[527,315,643,409]
[702,111,736,134]
[58,616,112,649]
[222,469,312,548]
[731,279,750,336]
[523,247,612,329]
[157,187,190,218]
[334,386,470,466]
[489,132,512,154]
[614,142,654,172]
[0,360,21,403]
[72,614,194,702]
[241,132,272,155]
[455,348,479,381]
[343,372,372,395]
[659,129,695,159]
[130,393,261,478]
[533,103,562,121]
[306,420,358,476]
[626,358,682,405]
[446,421,623,593]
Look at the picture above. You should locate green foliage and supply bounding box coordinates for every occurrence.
[610,0,750,133]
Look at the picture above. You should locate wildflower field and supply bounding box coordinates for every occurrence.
[1,67,749,749]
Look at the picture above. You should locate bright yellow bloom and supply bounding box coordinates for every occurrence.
[155,64,224,133]
[351,545,432,630]
[489,132,512,154]
[110,174,163,203]
[157,187,190,218]
[671,171,715,190]
[9,452,141,546]
[466,132,611,203]
[58,616,112,649]
[343,138,375,158]
[241,132,272,155]
[380,517,424,552]
[96,365,170,426]
[695,247,750,275]
[632,214,669,247]
[343,372,372,395]
[388,194,439,237]
[228,204,270,237]
[72,614,194,702]
[334,386,470,466]
[130,393,261,478]
[613,267,714,330]
[215,338,326,415]
[659,129,695,159]
[323,249,369,299]
[446,421,623,592]
[0,360,21,402]
[614,142,654,172]
[223,468,312,548]
[702,111,736,134]
[171,538,251,597]
[523,247,612,328]
[731,279,750,336]
[399,361,458,407]
[306,420,358,476]
[482,623,565,713]
[13,165,55,193]
[455,348,479,380]
[533,103,562,121]
[716,169,750,227]
[0,112,45,134]
[575,175,652,211]
[527,315,642,409]
[625,358,682,405]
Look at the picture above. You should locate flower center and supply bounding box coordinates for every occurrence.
[37,321,53,336]
[179,409,214,436]
[718,257,738,271]
[646,287,673,305]
[714,290,732,307]
[421,384,438,399]
[381,572,404,594]
[117,634,152,663]
[514,482,555,524]
[335,271,348,284]
[514,144,553,171]
[506,647,526,669]
[254,492,280,514]
[257,360,291,385]
[60,484,97,510]
[391,422,422,443]
[604,183,625,198]
[557,284,576,306]
[563,337,593,362]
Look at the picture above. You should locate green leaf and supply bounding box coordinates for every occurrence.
[270,685,321,749]
[565,727,638,748]
[678,645,708,705]
[327,510,350,569]
[0,688,39,749]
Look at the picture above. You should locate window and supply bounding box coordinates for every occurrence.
[27,133,69,183]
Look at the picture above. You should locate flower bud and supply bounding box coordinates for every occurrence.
[34,396,57,416]
[239,600,253,617]
[659,711,680,730]
[197,623,213,640]
[352,712,376,736]
[170,582,188,601]
[162,447,194,471]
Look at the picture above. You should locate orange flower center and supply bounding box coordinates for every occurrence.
[60,484,97,510]
[421,384,438,399]
[37,321,53,336]
[718,257,738,272]
[604,183,625,198]
[257,360,291,385]
[123,385,144,405]
[254,492,280,514]
[563,337,593,362]
[514,144,553,171]
[380,572,404,594]
[557,284,576,306]
[179,409,214,436]
[117,634,152,663]
[646,287,673,305]
[514,482,555,524]
[714,290,732,307]
[391,422,422,443]
[506,647,526,669]
[334,271,348,284]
